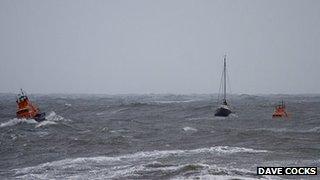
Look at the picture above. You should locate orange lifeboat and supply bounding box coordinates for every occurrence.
[16,89,46,122]
[272,101,288,118]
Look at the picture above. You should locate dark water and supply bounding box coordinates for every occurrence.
[0,94,319,179]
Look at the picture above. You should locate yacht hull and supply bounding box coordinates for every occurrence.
[215,107,232,117]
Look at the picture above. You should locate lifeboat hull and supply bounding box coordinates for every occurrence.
[272,109,288,118]
[272,113,288,118]
[16,111,46,122]
[272,101,288,118]
[215,106,232,117]
[16,89,46,122]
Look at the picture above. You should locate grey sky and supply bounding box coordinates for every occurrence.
[0,0,319,94]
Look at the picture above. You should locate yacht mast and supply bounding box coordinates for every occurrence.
[223,55,227,101]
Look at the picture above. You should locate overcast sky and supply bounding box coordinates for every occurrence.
[0,0,319,94]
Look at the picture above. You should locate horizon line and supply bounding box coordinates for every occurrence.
[1,92,320,96]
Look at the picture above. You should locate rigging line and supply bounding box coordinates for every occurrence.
[217,66,224,105]
[227,68,232,95]
[226,66,234,108]
[227,68,232,104]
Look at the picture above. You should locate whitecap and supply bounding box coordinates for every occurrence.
[111,108,128,114]
[45,111,70,122]
[96,112,105,116]
[35,121,57,128]
[0,118,37,128]
[174,174,275,180]
[15,145,268,179]
[182,126,198,132]
[34,111,70,128]
[65,103,72,107]
[186,117,206,121]
[229,113,238,118]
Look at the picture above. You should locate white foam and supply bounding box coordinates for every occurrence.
[174,174,276,180]
[0,112,69,128]
[0,118,37,128]
[213,114,238,120]
[183,126,198,132]
[45,111,66,121]
[172,164,280,180]
[96,112,105,116]
[97,108,129,116]
[229,113,238,118]
[36,131,49,137]
[110,129,130,133]
[32,111,69,128]
[65,103,72,107]
[15,145,268,178]
[186,117,205,121]
[35,121,57,128]
[16,161,274,180]
[111,108,128,114]
[46,111,71,122]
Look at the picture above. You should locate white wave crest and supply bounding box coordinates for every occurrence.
[65,103,72,107]
[34,111,69,128]
[182,126,198,132]
[174,174,277,180]
[111,108,129,114]
[96,112,105,116]
[15,145,268,179]
[35,121,57,128]
[0,111,68,128]
[229,113,238,118]
[0,118,37,128]
[45,111,66,121]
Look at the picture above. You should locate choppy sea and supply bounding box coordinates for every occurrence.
[0,94,319,179]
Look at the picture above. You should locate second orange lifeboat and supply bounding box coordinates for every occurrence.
[272,101,288,118]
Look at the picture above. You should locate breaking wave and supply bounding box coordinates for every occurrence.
[111,108,129,114]
[182,126,198,132]
[14,146,268,179]
[35,121,57,128]
[34,111,69,128]
[45,111,68,122]
[65,103,72,107]
[0,111,68,128]
[0,118,37,128]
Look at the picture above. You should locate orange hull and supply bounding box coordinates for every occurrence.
[16,99,40,119]
[272,102,288,118]
[272,109,288,118]
[16,90,45,121]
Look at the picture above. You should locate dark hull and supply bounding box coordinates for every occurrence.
[34,112,46,122]
[215,107,232,117]
[272,114,288,118]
